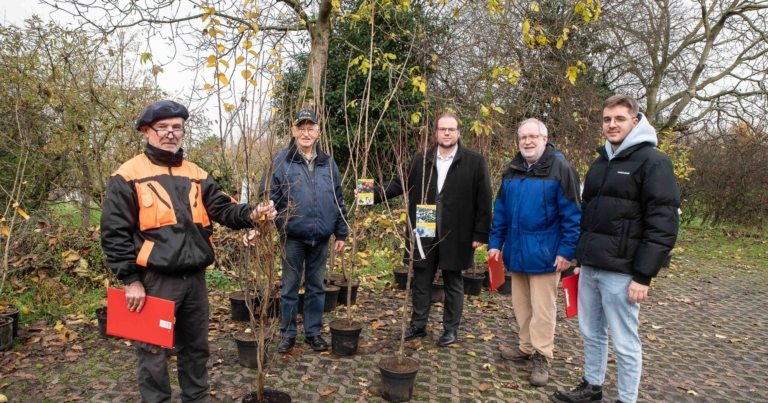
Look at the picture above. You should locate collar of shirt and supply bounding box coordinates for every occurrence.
[436,145,458,161]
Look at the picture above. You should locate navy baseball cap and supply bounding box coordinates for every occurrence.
[136,100,190,130]
[293,109,318,126]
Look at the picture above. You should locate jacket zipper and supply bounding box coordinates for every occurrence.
[147,183,172,209]
[193,184,199,208]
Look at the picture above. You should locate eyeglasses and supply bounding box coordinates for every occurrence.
[150,126,186,138]
[295,127,318,134]
[602,116,634,126]
[518,134,543,142]
[437,128,458,134]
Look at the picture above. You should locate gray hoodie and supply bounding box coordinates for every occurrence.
[605,113,658,160]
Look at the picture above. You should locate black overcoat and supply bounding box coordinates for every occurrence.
[374,142,493,271]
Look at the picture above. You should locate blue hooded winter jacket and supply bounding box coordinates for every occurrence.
[488,143,581,274]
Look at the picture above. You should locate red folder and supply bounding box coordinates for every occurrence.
[561,273,579,318]
[487,257,506,292]
[107,287,175,348]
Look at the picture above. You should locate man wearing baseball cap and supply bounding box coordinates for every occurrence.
[101,100,276,402]
[260,109,348,353]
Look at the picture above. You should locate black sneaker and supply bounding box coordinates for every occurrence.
[550,377,602,403]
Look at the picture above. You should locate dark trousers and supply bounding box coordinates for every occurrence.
[410,248,464,331]
[281,238,329,338]
[136,269,210,403]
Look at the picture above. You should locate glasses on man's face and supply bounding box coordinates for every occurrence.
[150,126,186,138]
[602,116,633,126]
[437,128,458,134]
[296,127,318,134]
[519,134,542,143]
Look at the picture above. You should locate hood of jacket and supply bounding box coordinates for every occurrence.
[510,142,563,173]
[605,113,657,160]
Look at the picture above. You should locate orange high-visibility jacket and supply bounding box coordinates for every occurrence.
[101,144,255,285]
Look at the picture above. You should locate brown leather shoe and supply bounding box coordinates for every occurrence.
[501,346,531,361]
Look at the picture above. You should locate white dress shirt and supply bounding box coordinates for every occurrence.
[435,146,457,194]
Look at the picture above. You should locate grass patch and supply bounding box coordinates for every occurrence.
[675,224,767,268]
[47,201,102,228]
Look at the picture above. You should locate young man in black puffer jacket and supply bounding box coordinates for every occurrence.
[551,94,680,403]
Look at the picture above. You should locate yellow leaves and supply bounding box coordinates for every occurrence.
[530,3,540,12]
[243,40,253,50]
[384,53,397,60]
[577,60,587,73]
[453,8,460,19]
[224,103,235,113]
[54,320,77,342]
[244,0,251,8]
[1,226,8,237]
[480,105,490,117]
[466,351,477,357]
[575,0,602,23]
[217,73,229,86]
[139,52,152,65]
[236,56,245,65]
[16,207,29,220]
[251,22,260,32]
[556,37,564,49]
[241,70,253,79]
[411,76,426,95]
[537,35,549,46]
[565,66,579,85]
[216,44,225,53]
[203,83,213,91]
[206,54,217,68]
[219,59,230,69]
[522,19,531,35]
[647,333,657,341]
[62,250,81,262]
[332,0,341,11]
[383,99,390,110]
[347,99,357,108]
[410,111,422,125]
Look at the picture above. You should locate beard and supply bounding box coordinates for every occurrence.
[438,138,458,149]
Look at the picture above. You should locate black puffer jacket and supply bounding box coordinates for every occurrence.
[575,141,680,285]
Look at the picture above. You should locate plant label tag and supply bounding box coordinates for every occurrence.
[159,320,172,330]
[356,179,374,205]
[415,204,436,237]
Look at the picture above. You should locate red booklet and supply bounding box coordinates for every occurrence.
[561,273,579,318]
[107,287,175,348]
[487,256,506,292]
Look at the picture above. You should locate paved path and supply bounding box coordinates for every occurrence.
[1,257,766,402]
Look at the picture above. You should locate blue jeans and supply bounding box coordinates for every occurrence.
[281,238,329,338]
[578,265,642,403]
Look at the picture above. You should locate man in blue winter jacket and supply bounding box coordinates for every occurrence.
[488,118,581,387]
[260,109,348,353]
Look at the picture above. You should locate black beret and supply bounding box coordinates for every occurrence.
[135,100,190,130]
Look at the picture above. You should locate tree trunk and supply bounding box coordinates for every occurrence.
[298,0,333,110]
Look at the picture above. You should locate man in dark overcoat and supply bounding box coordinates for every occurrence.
[371,112,493,346]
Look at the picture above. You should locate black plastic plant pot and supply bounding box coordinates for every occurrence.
[430,281,444,304]
[337,281,359,306]
[378,356,419,402]
[497,273,513,295]
[462,273,484,296]
[233,332,267,368]
[0,305,20,339]
[241,390,292,403]
[329,319,363,356]
[0,317,13,351]
[229,291,260,322]
[324,274,344,286]
[393,268,409,290]
[324,285,340,312]
[95,307,108,339]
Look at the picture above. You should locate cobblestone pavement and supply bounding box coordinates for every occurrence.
[1,257,766,402]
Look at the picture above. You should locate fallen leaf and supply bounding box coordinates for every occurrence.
[92,385,107,390]
[647,334,657,341]
[301,375,311,382]
[466,351,477,357]
[465,334,475,339]
[478,383,492,392]
[320,387,337,397]
[715,334,727,339]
